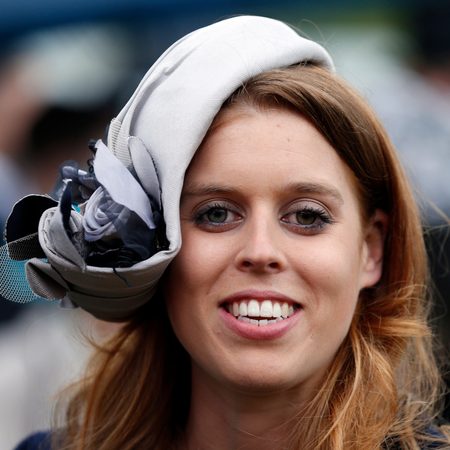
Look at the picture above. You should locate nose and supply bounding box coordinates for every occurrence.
[235,217,288,273]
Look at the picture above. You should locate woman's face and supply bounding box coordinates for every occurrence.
[164,108,384,396]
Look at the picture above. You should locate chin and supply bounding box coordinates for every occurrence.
[229,374,299,395]
[201,357,315,396]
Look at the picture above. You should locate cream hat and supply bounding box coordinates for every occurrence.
[2,16,333,321]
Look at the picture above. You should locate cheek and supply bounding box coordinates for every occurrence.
[163,259,202,359]
[166,230,237,296]
[162,236,228,354]
[293,233,364,325]
[285,245,362,379]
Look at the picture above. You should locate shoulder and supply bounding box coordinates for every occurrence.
[14,431,52,450]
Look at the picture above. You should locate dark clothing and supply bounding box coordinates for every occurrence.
[14,428,449,449]
[14,431,51,450]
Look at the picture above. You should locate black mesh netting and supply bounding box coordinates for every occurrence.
[0,234,41,303]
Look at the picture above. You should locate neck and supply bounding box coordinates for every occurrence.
[180,362,314,450]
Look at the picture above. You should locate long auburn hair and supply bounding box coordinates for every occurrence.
[56,64,449,449]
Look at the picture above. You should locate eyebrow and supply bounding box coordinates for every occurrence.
[181,185,237,200]
[181,181,344,205]
[284,181,344,205]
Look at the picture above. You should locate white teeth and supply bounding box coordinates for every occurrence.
[247,300,260,317]
[260,300,273,317]
[238,316,250,323]
[236,316,283,326]
[273,302,281,318]
[228,299,299,324]
[281,302,289,318]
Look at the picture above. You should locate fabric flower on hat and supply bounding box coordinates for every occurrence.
[82,186,130,242]
[78,140,160,267]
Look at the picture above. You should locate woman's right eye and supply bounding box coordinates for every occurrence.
[193,203,242,231]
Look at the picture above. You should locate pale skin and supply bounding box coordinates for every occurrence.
[163,108,387,449]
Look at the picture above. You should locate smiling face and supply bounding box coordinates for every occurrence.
[163,108,384,397]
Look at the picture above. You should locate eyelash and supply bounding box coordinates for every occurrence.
[192,202,334,233]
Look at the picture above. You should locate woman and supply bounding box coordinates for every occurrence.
[7,16,449,449]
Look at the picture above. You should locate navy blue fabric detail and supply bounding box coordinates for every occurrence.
[418,424,449,449]
[14,431,51,450]
[11,426,449,449]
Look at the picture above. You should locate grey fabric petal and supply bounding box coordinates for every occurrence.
[128,136,161,208]
[41,206,86,270]
[25,258,70,301]
[92,140,155,230]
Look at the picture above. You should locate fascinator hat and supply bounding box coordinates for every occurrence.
[1,16,334,322]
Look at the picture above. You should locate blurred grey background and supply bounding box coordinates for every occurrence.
[1,0,450,447]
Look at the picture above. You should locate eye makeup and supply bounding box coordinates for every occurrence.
[190,199,335,235]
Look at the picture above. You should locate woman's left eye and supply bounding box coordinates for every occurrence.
[281,206,332,231]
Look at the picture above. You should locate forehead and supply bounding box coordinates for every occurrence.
[184,109,360,209]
